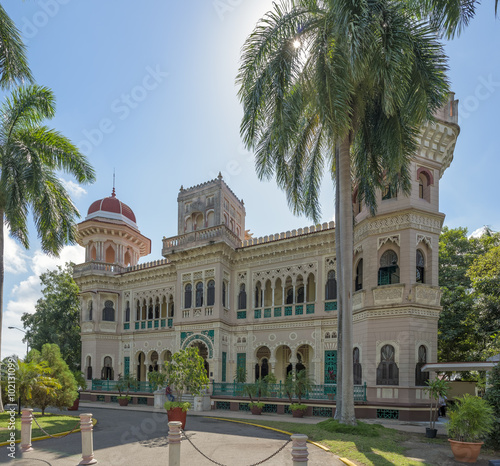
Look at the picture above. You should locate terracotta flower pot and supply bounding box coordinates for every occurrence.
[167,407,188,429]
[448,439,484,463]
[118,398,129,406]
[68,398,80,411]
[251,406,263,415]
[292,409,305,418]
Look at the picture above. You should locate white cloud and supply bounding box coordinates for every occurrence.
[3,225,29,274]
[2,244,85,357]
[60,178,87,199]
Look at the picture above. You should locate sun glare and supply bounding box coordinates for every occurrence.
[293,39,301,49]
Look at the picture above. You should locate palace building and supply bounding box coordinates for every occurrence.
[75,95,459,420]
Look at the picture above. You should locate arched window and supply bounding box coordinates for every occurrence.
[86,356,92,380]
[418,170,431,202]
[184,284,192,309]
[125,302,130,322]
[102,300,115,321]
[376,345,399,385]
[325,270,337,300]
[416,249,425,284]
[101,356,114,380]
[353,347,362,385]
[415,345,429,386]
[382,184,397,200]
[88,301,93,321]
[155,299,160,319]
[286,287,294,304]
[238,284,247,310]
[136,301,141,321]
[195,282,204,307]
[254,282,262,308]
[296,286,305,303]
[378,250,400,286]
[148,300,153,320]
[222,281,227,307]
[207,280,215,306]
[355,259,363,291]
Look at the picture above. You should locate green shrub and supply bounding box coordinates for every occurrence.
[164,401,190,412]
[289,403,307,412]
[485,362,500,449]
[447,394,495,442]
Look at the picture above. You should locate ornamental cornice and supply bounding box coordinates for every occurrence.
[354,210,444,243]
[353,307,441,322]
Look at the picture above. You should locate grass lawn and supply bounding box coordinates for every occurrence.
[0,412,82,443]
[236,418,448,466]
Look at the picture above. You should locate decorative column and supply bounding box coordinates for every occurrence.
[79,413,97,465]
[168,421,182,466]
[20,408,33,452]
[291,434,308,465]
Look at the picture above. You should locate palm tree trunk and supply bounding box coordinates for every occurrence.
[338,135,355,425]
[334,144,343,420]
[0,209,5,412]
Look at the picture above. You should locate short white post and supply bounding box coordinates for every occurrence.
[291,434,308,465]
[79,413,97,465]
[20,408,34,452]
[168,421,182,466]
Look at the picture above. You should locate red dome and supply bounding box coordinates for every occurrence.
[87,189,136,223]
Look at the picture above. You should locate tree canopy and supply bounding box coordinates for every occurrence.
[438,227,500,363]
[22,263,81,373]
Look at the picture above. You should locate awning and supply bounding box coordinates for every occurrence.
[421,362,497,372]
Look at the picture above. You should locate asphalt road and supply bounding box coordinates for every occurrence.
[1,407,342,465]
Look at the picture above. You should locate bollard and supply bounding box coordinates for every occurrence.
[168,421,182,466]
[79,413,97,465]
[20,408,34,452]
[291,434,308,465]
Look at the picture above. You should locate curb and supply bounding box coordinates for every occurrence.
[0,415,97,447]
[339,458,358,466]
[203,416,337,454]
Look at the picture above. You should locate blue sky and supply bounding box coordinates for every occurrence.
[2,1,499,358]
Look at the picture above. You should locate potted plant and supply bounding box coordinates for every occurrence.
[244,377,270,415]
[68,372,86,411]
[284,369,313,418]
[447,394,495,463]
[116,374,139,406]
[163,347,209,429]
[424,377,449,438]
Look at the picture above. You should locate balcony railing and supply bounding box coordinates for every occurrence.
[162,224,242,255]
[212,382,367,402]
[91,379,153,393]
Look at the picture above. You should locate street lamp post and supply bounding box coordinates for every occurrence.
[8,326,29,356]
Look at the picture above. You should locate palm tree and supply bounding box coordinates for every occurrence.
[0,85,96,411]
[407,0,499,39]
[0,4,33,87]
[237,0,449,424]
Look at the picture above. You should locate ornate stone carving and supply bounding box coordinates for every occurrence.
[378,234,400,250]
[414,284,441,306]
[352,290,365,311]
[372,285,405,305]
[416,234,433,249]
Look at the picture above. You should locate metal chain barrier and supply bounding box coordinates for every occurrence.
[180,429,292,466]
[32,415,81,439]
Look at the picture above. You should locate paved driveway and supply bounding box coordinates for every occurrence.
[2,407,342,465]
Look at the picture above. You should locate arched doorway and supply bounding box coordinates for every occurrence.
[255,346,271,380]
[149,351,159,373]
[101,356,114,380]
[190,341,209,377]
[137,352,146,382]
[296,344,313,376]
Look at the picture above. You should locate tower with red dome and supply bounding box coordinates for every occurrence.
[77,188,151,268]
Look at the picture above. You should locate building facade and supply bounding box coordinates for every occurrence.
[74,96,459,420]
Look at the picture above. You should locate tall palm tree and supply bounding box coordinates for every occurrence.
[0,85,95,411]
[237,0,449,424]
[0,4,33,86]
